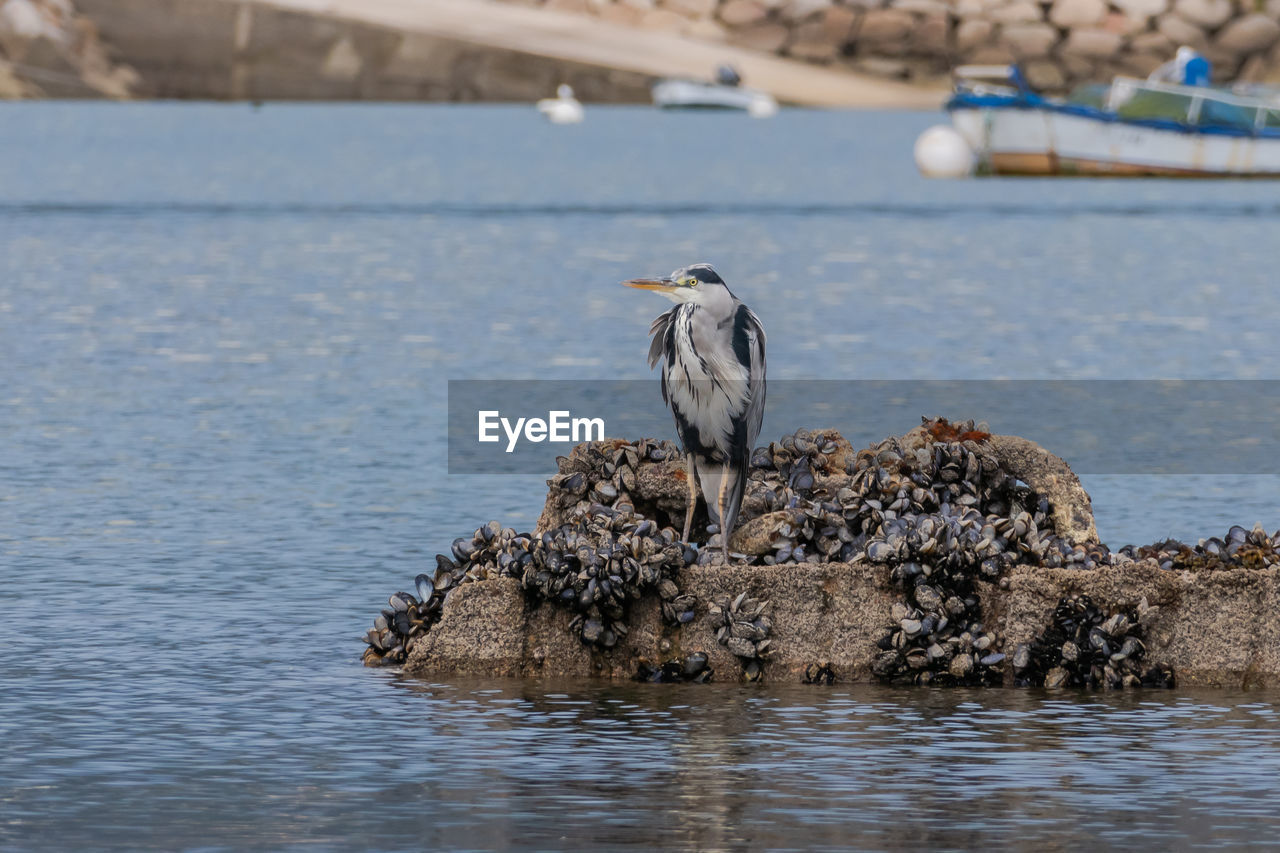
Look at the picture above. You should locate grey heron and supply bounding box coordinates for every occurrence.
[623,263,766,562]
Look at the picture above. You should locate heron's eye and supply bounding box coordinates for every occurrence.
[683,277,697,287]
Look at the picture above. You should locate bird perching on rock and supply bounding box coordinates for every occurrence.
[623,263,766,562]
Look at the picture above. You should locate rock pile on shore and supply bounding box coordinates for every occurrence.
[363,418,1280,688]
[0,0,134,97]
[508,0,1280,90]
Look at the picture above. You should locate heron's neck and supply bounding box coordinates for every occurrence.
[682,285,735,319]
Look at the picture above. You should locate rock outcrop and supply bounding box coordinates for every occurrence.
[363,418,1280,689]
[407,560,1280,687]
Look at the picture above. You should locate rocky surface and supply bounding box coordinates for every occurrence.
[0,0,135,97]
[500,0,1280,90]
[1001,561,1280,687]
[405,559,1280,686]
[365,419,1280,689]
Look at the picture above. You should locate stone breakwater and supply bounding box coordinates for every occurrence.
[0,0,135,96]
[364,419,1280,689]
[68,0,935,105]
[507,0,1280,90]
[17,0,1280,101]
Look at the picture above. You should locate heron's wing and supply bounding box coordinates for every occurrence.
[648,308,675,370]
[648,308,677,406]
[717,302,765,544]
[736,304,767,454]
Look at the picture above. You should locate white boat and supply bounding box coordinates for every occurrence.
[918,64,1280,177]
[652,66,778,118]
[537,84,584,124]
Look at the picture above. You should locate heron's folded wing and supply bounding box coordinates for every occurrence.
[741,306,767,450]
[648,308,675,370]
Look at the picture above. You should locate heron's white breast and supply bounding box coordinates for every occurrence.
[664,306,749,453]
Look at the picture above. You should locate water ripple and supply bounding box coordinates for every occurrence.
[2,200,1278,219]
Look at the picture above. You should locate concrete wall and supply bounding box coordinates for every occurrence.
[75,0,654,100]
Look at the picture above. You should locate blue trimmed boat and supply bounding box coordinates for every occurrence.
[938,64,1280,176]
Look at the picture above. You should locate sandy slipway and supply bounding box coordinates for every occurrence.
[365,420,1280,689]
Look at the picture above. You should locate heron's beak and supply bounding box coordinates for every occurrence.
[622,277,677,292]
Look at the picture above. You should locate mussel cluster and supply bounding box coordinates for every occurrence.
[1122,523,1280,572]
[528,506,694,649]
[536,421,1066,685]
[637,652,712,683]
[544,438,684,530]
[773,426,1025,684]
[362,505,697,666]
[864,501,1054,686]
[746,421,1175,687]
[362,524,512,666]
[738,423,1111,571]
[361,581,437,667]
[803,662,836,685]
[1012,594,1175,688]
[707,591,773,681]
[540,423,1091,571]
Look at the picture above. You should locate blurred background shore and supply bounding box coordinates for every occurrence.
[3,0,1280,104]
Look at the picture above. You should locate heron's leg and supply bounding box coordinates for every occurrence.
[682,454,698,544]
[717,469,731,563]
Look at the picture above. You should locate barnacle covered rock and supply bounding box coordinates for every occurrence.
[708,591,773,681]
[362,419,1280,689]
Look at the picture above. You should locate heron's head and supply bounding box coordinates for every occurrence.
[622,263,728,305]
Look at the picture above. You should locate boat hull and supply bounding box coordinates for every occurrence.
[952,106,1280,176]
[652,79,777,116]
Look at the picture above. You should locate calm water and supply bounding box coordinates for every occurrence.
[2,103,1280,849]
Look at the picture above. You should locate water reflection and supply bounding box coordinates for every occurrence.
[375,679,1280,849]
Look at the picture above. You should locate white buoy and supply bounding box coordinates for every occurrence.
[537,84,584,125]
[747,94,779,119]
[913,124,976,178]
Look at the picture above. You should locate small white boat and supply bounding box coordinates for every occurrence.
[917,64,1280,177]
[652,65,778,118]
[537,84,584,125]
